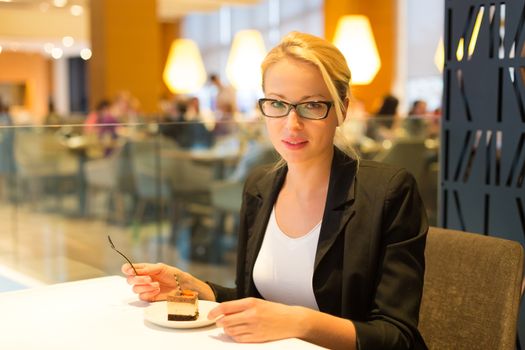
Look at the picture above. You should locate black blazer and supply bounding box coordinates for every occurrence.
[208,147,428,350]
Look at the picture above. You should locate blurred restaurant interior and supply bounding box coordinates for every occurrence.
[0,0,443,289]
[1,0,445,288]
[5,1,525,347]
[5,0,525,345]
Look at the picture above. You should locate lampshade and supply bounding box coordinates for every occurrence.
[163,39,207,94]
[226,30,267,90]
[333,15,381,85]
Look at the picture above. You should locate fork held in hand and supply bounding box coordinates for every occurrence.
[108,235,138,275]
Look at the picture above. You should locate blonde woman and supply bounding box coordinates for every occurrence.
[123,32,427,350]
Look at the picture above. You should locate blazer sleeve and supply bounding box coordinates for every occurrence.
[353,169,428,350]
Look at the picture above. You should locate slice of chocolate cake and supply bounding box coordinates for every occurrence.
[167,290,199,321]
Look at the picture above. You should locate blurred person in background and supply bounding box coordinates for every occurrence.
[112,90,142,124]
[209,74,238,137]
[160,97,214,149]
[366,94,399,141]
[408,100,428,117]
[84,99,120,156]
[44,101,64,126]
[209,73,237,115]
[402,99,430,139]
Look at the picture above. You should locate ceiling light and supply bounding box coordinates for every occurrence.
[333,15,381,85]
[51,47,63,59]
[80,48,92,60]
[70,4,83,16]
[53,0,67,8]
[62,36,74,47]
[44,43,54,53]
[163,39,207,94]
[226,30,267,90]
[39,2,50,12]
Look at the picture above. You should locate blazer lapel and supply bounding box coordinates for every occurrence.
[314,149,357,270]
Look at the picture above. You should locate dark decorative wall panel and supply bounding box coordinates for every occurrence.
[442,0,525,344]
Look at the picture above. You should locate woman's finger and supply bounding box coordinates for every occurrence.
[139,290,162,302]
[126,275,152,285]
[132,282,159,295]
[216,310,250,328]
[208,298,256,319]
[121,262,151,275]
[223,324,250,338]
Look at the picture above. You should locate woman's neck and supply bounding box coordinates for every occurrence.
[284,150,333,200]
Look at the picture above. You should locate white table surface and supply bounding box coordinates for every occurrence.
[0,276,324,349]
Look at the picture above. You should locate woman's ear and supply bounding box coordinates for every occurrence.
[341,97,350,123]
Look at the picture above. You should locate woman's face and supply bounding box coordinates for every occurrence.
[262,57,338,166]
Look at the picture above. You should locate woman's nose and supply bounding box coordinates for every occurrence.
[285,108,303,130]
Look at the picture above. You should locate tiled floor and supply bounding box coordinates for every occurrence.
[0,199,237,289]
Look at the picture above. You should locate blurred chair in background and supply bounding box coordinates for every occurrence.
[0,105,16,202]
[14,130,79,212]
[208,140,278,262]
[129,136,178,234]
[373,138,438,225]
[84,140,135,224]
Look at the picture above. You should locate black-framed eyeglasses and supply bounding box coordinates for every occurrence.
[258,98,333,120]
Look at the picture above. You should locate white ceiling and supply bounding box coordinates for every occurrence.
[0,0,261,56]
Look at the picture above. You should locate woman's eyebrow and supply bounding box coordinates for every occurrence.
[265,93,328,101]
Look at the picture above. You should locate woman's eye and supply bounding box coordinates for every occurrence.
[304,102,323,110]
[270,101,286,109]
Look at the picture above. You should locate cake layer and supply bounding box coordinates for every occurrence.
[168,313,199,321]
[167,289,199,321]
[167,302,198,316]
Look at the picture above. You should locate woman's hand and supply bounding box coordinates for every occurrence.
[121,263,215,302]
[207,297,307,343]
[121,263,181,302]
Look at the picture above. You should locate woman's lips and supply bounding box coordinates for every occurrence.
[282,138,308,150]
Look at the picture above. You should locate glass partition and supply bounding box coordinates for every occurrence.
[0,113,439,290]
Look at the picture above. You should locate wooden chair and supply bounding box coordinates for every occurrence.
[419,227,524,349]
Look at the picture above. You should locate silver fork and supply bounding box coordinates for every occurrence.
[108,235,138,275]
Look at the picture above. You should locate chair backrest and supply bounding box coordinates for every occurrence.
[14,130,79,177]
[374,139,429,180]
[129,137,177,199]
[84,141,134,191]
[419,227,524,350]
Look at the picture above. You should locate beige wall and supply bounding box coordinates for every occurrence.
[89,0,161,114]
[0,8,88,41]
[0,52,50,123]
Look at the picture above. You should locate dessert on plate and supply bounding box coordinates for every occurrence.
[167,289,199,321]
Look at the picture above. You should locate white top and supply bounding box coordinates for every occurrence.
[253,207,322,310]
[0,276,323,349]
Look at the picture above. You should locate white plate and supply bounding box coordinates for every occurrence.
[144,300,219,329]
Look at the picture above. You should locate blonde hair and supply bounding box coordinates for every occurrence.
[261,31,359,161]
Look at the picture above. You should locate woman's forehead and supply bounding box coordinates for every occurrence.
[263,58,329,97]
